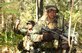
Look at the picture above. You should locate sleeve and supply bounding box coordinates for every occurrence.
[30,20,45,42]
[14,28,27,36]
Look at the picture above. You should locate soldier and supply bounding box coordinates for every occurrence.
[30,5,60,53]
[17,20,35,53]
[22,20,35,53]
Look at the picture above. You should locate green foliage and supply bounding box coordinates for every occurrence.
[0,0,82,52]
[0,2,12,7]
[19,0,36,27]
[1,8,19,15]
[0,32,23,47]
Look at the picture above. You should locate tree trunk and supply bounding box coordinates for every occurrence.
[36,0,39,22]
[68,0,74,53]
[39,0,43,17]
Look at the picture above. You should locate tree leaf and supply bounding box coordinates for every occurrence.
[0,2,12,7]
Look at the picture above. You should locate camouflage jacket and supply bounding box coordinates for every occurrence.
[30,16,59,41]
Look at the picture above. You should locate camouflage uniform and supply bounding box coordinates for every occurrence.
[17,20,35,53]
[30,5,60,53]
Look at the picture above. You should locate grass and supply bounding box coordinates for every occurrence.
[0,32,23,49]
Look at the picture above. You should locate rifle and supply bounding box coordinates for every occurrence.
[41,27,68,41]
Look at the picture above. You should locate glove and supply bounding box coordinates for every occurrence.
[42,32,54,42]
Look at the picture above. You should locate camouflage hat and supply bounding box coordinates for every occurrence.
[26,20,35,26]
[45,5,59,13]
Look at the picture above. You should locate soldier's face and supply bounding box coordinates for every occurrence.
[47,10,56,18]
[27,24,33,29]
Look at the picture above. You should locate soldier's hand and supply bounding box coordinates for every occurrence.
[42,32,55,42]
[35,35,43,42]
